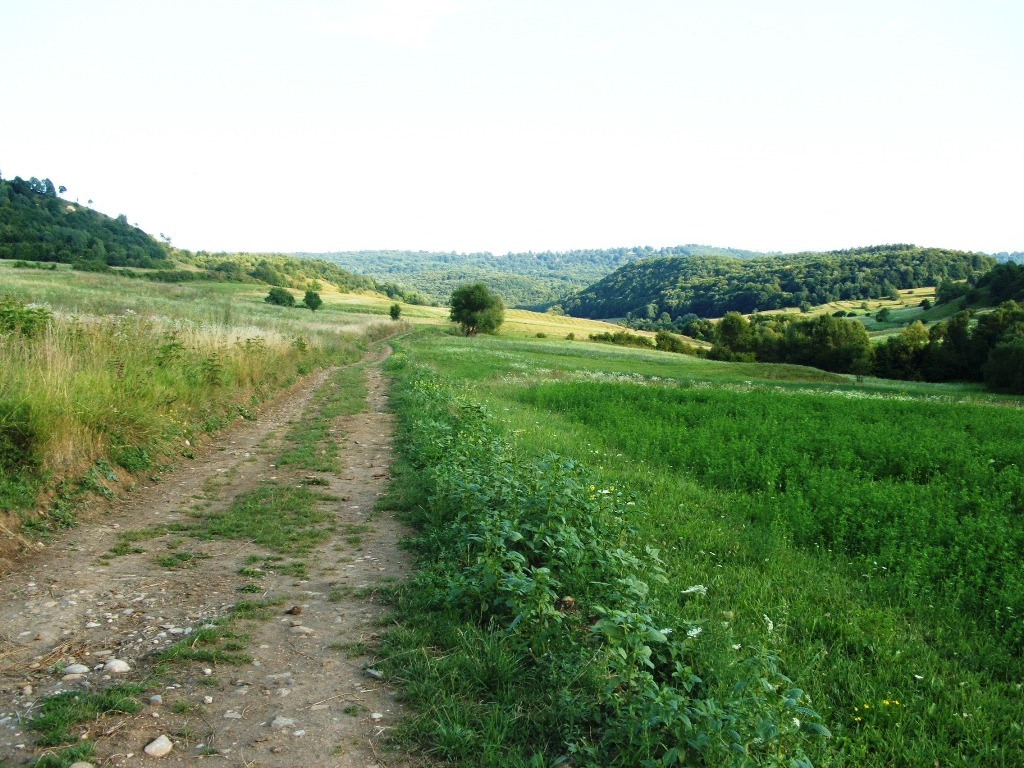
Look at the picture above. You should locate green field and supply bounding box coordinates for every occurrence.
[381,327,1024,767]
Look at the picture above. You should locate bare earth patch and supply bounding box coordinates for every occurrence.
[0,348,422,767]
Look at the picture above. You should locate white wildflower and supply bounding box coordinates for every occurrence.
[687,627,702,638]
[763,614,774,634]
[681,585,708,596]
[793,718,801,729]
[732,643,742,650]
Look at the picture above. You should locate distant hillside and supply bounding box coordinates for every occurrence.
[562,244,996,320]
[992,251,1024,264]
[304,245,769,307]
[0,175,170,267]
[0,173,408,299]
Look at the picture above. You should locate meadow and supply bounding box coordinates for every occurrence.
[0,263,399,555]
[381,327,1024,767]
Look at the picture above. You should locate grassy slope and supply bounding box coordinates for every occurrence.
[0,263,400,561]
[383,325,1024,767]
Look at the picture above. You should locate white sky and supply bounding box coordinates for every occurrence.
[2,0,1021,255]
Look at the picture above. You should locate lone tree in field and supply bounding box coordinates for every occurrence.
[389,303,402,321]
[303,290,323,311]
[265,287,296,307]
[450,283,504,336]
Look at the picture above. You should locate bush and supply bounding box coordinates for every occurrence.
[654,329,696,354]
[265,287,295,307]
[588,330,653,348]
[303,290,322,311]
[390,303,402,321]
[0,296,52,337]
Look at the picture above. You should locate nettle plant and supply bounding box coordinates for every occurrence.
[400,372,830,767]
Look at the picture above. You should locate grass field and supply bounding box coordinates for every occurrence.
[0,263,400,554]
[381,326,1024,767]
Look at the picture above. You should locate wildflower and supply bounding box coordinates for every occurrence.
[763,614,774,633]
[913,674,924,680]
[681,585,708,596]
[687,627,702,638]
[732,643,742,650]
[792,718,801,728]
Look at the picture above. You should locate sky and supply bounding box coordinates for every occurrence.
[2,0,1022,256]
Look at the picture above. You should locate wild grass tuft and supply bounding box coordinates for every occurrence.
[28,684,144,747]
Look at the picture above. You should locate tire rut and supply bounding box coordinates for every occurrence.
[0,348,420,767]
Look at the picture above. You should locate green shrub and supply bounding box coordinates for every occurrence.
[264,287,295,307]
[0,296,52,337]
[0,401,36,471]
[303,290,322,311]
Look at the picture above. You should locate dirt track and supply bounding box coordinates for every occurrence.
[0,348,420,767]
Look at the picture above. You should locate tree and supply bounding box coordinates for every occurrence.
[303,290,322,311]
[389,303,402,321]
[449,283,504,335]
[265,287,296,307]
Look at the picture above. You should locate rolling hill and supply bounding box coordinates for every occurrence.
[561,244,996,320]
[304,244,770,307]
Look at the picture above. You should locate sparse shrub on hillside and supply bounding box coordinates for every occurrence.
[264,287,296,307]
[588,330,653,348]
[303,290,322,312]
[389,303,401,321]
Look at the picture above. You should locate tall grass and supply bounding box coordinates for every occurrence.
[0,266,401,555]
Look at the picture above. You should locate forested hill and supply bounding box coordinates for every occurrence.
[562,245,996,320]
[0,175,169,267]
[0,173,409,298]
[304,245,769,307]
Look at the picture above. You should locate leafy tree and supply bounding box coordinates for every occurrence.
[264,287,295,307]
[449,283,505,335]
[389,303,402,321]
[983,338,1024,393]
[303,290,322,311]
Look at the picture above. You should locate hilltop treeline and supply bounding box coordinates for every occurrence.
[0,173,425,302]
[0,175,170,268]
[311,244,768,307]
[563,245,996,319]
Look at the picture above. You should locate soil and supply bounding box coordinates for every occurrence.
[0,347,422,767]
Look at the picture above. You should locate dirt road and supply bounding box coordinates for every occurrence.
[0,347,419,767]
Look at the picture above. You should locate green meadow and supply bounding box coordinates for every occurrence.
[382,327,1024,767]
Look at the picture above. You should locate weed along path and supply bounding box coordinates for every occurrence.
[0,347,420,767]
